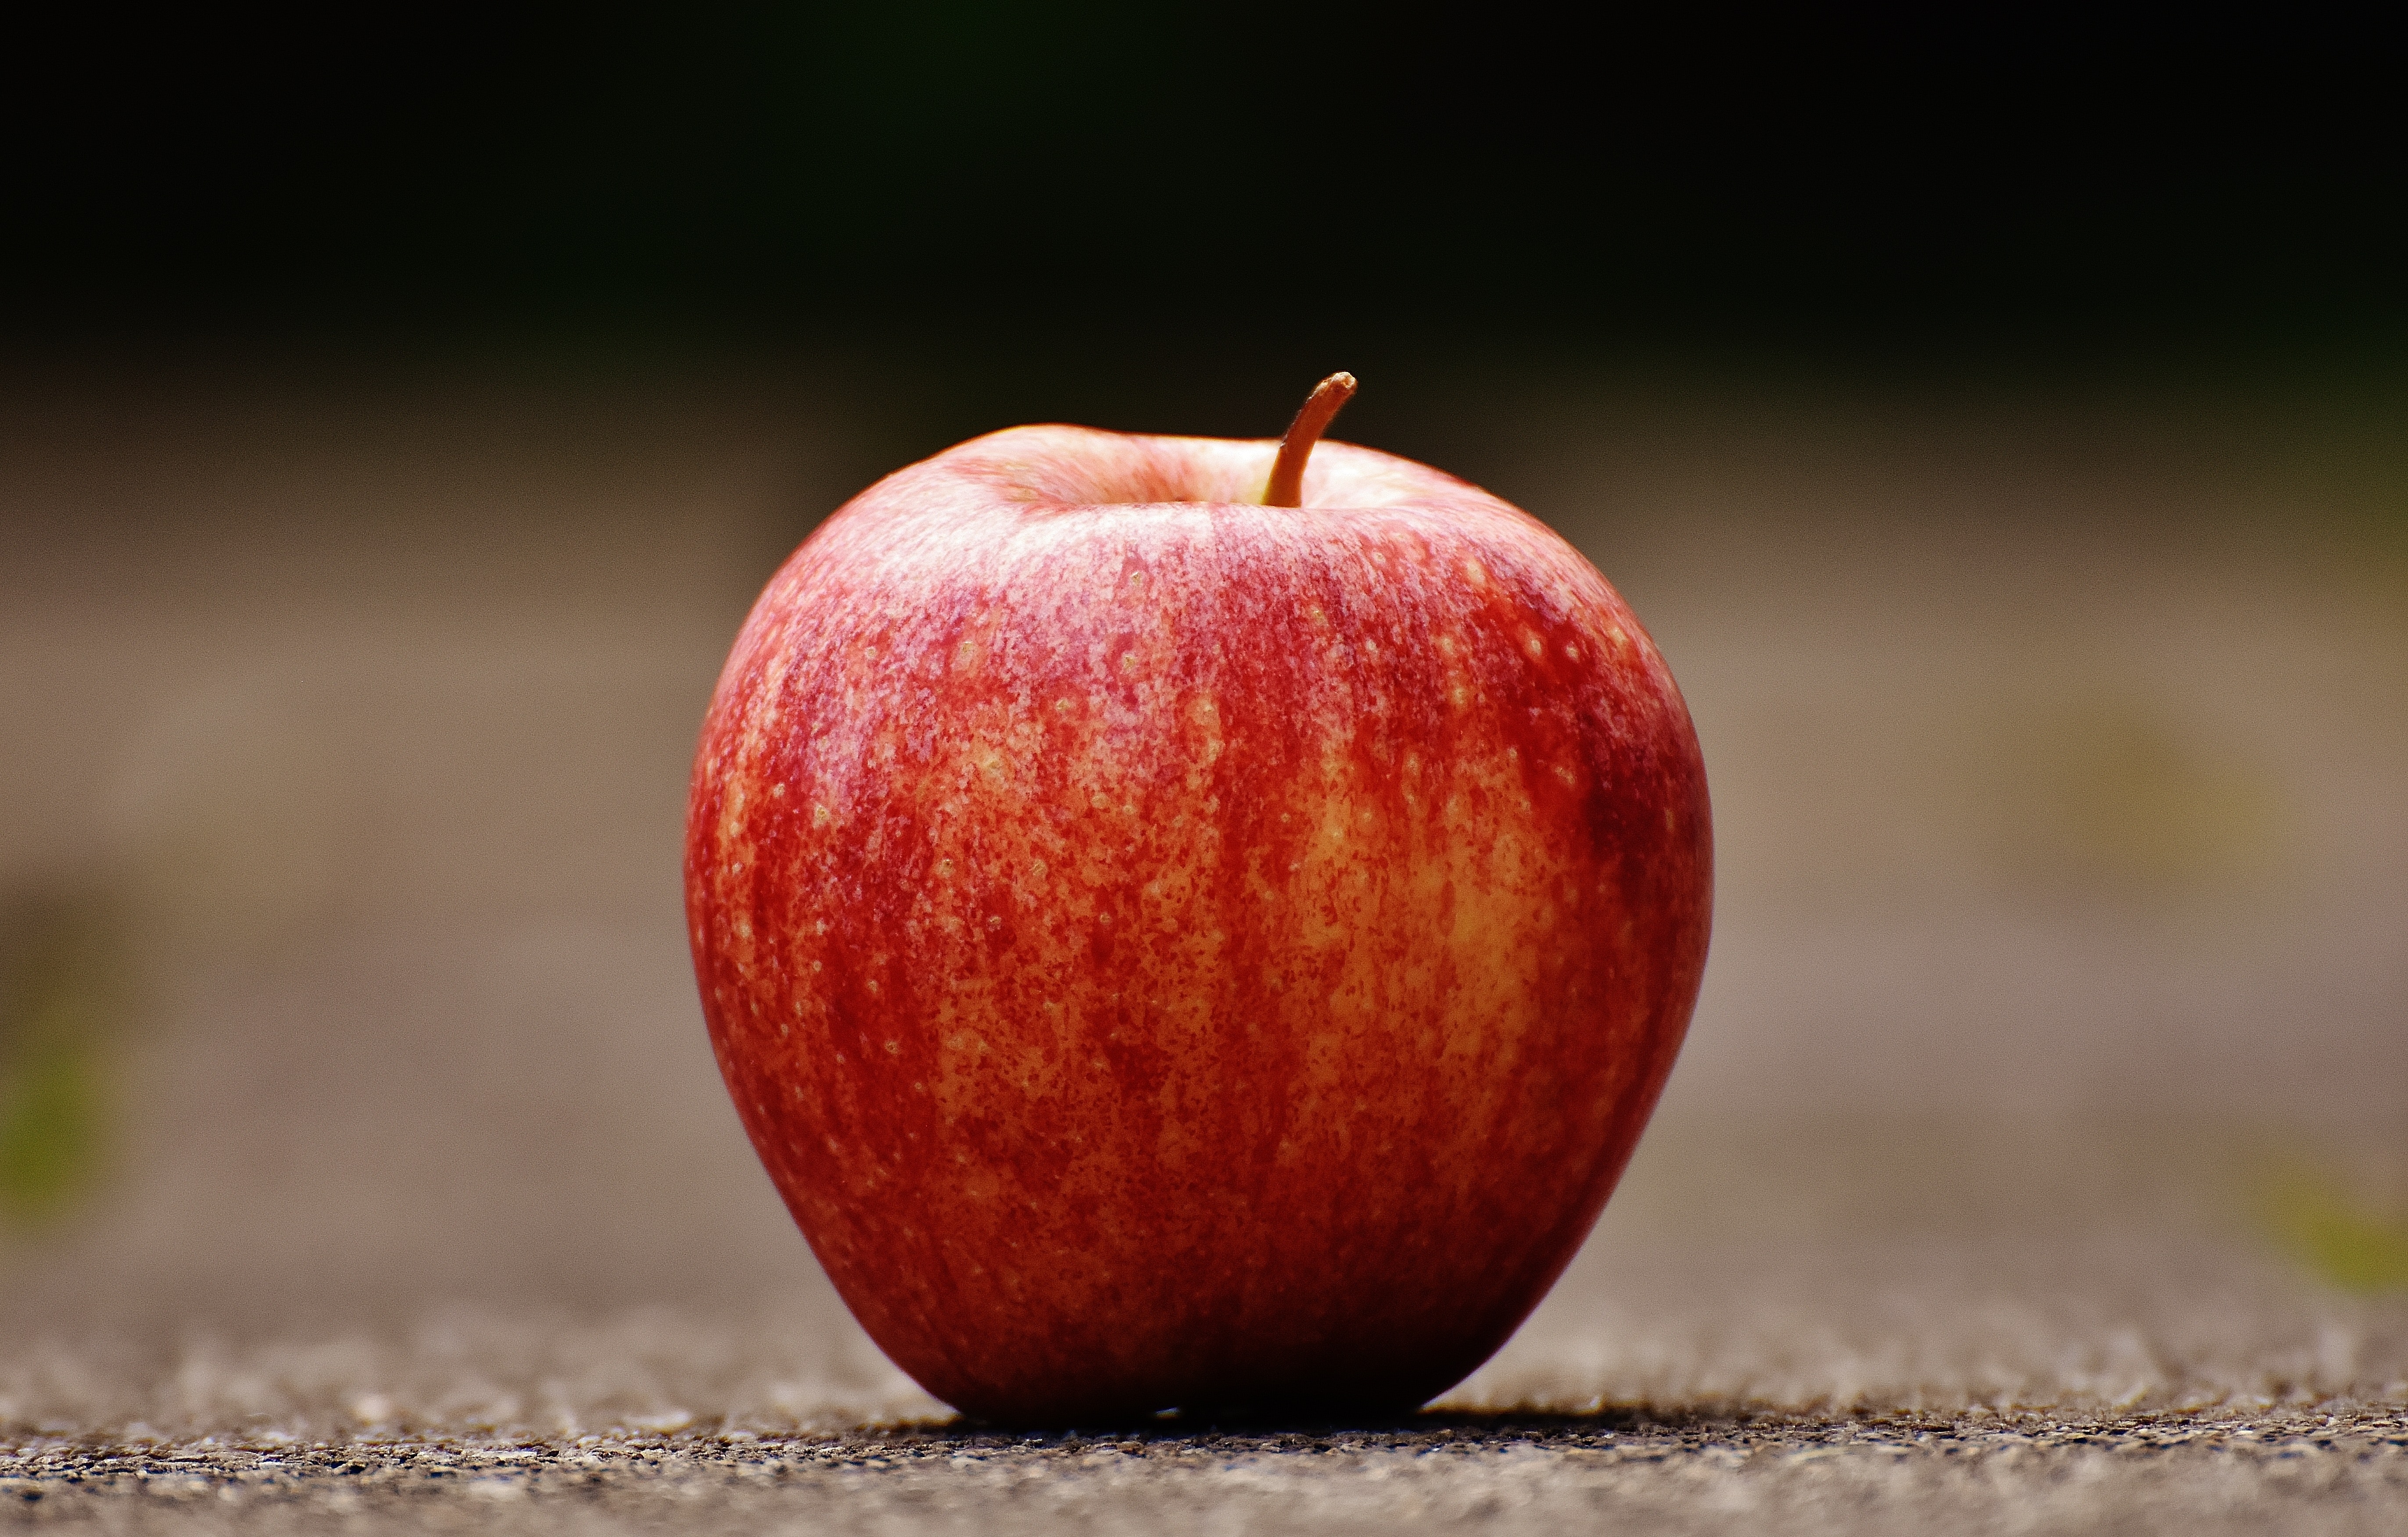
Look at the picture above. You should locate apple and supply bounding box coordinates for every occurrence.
[685,375,1711,1423]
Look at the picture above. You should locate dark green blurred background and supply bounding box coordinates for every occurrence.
[12,8,2405,576]
[11,9,2404,398]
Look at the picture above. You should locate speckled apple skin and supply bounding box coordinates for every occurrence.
[684,427,1711,1423]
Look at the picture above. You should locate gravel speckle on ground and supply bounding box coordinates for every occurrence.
[7,1409,2408,1535]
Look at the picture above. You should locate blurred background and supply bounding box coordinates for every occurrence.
[1,7,2403,1434]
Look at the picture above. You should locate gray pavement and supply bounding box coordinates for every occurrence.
[9,1408,2408,1536]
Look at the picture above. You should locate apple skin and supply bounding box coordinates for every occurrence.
[684,425,1711,1423]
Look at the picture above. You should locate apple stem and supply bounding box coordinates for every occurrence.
[1263,372,1358,507]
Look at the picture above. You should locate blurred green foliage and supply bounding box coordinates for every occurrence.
[0,1043,101,1222]
[2257,1164,2408,1296]
[0,894,120,1229]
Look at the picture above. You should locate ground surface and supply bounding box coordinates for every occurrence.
[2,368,2404,1531]
[9,1408,2408,1536]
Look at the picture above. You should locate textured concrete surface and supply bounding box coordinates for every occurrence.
[2,369,2404,1530]
[6,1215,2408,1529]
[9,1409,2408,1535]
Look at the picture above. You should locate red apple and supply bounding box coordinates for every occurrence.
[685,377,1711,1423]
